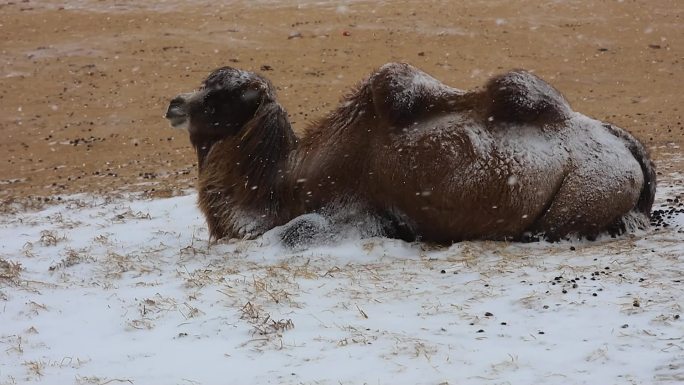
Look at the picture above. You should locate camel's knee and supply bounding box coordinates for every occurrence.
[278,213,332,249]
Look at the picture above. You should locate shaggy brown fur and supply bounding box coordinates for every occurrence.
[166,63,655,243]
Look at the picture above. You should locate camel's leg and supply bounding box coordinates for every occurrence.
[278,213,333,249]
[528,169,642,240]
[277,205,417,248]
[601,123,656,217]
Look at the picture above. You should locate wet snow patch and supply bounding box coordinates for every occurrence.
[0,183,682,384]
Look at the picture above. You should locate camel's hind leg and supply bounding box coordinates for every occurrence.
[601,123,656,217]
[528,169,643,241]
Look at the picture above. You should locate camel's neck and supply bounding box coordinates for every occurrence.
[195,141,213,174]
[196,102,300,240]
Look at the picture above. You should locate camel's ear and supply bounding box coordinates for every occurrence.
[239,86,264,109]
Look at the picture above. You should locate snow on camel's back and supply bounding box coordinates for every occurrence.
[165,63,655,245]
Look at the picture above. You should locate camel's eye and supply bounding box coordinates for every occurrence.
[240,88,261,106]
[205,86,261,113]
[197,85,262,134]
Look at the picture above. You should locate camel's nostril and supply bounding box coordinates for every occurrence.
[169,96,186,108]
[165,96,190,130]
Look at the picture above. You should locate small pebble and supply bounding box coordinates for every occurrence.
[485,312,493,317]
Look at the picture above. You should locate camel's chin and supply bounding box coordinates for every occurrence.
[167,117,189,131]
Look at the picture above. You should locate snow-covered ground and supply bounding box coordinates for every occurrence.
[1,177,683,385]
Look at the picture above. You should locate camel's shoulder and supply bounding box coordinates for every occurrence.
[484,70,571,124]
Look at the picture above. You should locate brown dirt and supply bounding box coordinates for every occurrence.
[1,0,682,204]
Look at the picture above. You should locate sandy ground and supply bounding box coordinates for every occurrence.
[0,0,682,204]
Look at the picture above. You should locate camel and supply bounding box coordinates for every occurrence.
[165,63,655,245]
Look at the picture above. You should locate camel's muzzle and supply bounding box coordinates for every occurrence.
[165,92,195,130]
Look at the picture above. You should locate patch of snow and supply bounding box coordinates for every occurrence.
[0,179,682,384]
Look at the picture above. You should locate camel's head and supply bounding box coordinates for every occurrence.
[165,67,276,145]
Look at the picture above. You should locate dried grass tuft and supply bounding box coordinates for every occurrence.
[0,258,23,284]
[240,301,294,337]
[22,360,45,378]
[39,230,66,247]
[49,249,95,271]
[0,196,46,215]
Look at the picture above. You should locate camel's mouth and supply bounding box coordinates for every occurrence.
[166,112,189,130]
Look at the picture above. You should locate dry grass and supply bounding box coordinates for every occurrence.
[21,242,35,258]
[251,275,294,305]
[75,376,133,385]
[0,196,46,215]
[22,360,44,379]
[0,258,22,284]
[48,249,94,272]
[98,251,162,280]
[2,335,24,355]
[177,266,238,289]
[111,209,151,223]
[240,301,295,337]
[39,230,66,247]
